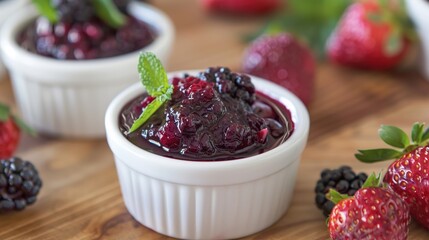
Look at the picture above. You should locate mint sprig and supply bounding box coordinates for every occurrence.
[355,123,429,163]
[92,0,126,28]
[32,0,126,28]
[128,52,173,134]
[32,0,58,23]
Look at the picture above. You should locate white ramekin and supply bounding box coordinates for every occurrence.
[0,0,28,78]
[0,2,174,138]
[105,71,310,239]
[406,0,429,80]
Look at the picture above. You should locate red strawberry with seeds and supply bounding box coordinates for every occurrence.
[356,123,429,229]
[0,104,20,159]
[327,173,410,240]
[0,103,35,159]
[0,118,20,159]
[242,33,316,106]
[326,0,415,70]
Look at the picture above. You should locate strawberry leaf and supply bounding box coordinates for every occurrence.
[0,103,10,122]
[32,0,58,23]
[411,122,424,144]
[92,0,126,29]
[378,125,409,148]
[326,188,349,204]
[361,172,382,188]
[12,116,37,137]
[355,148,403,162]
[422,127,429,143]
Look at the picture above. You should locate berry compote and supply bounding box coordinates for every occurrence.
[120,67,294,161]
[18,0,155,60]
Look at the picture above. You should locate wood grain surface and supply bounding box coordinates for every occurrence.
[1,0,429,239]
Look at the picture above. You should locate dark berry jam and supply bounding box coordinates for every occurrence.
[119,68,294,161]
[18,1,155,60]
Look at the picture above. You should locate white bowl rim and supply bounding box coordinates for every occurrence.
[106,70,310,186]
[0,1,174,83]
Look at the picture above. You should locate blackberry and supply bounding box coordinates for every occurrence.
[199,67,256,105]
[315,166,367,217]
[51,0,94,23]
[0,157,42,212]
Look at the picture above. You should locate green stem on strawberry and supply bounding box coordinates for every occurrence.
[327,172,382,204]
[31,0,126,28]
[355,123,429,163]
[0,103,36,136]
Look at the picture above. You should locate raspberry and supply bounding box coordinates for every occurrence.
[0,157,42,212]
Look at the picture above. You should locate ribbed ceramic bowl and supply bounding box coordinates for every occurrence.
[0,0,28,78]
[406,0,429,80]
[105,71,310,239]
[0,2,174,138]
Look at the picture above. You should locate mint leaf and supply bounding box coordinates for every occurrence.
[128,53,173,134]
[378,125,409,148]
[355,148,403,163]
[411,122,424,144]
[128,97,165,133]
[92,0,126,28]
[138,52,169,97]
[0,103,10,122]
[32,0,58,23]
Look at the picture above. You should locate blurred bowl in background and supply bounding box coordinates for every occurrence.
[0,0,28,79]
[0,1,175,138]
[406,0,429,80]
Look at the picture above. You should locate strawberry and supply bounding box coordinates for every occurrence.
[0,104,20,159]
[242,33,315,106]
[327,173,410,240]
[201,0,281,15]
[356,123,429,229]
[0,103,34,159]
[326,0,415,70]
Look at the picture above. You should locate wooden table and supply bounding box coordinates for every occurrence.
[1,0,429,239]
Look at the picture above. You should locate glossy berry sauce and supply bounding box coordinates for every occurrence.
[119,68,294,161]
[18,0,155,60]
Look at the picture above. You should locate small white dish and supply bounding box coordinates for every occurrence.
[0,2,174,137]
[105,71,310,239]
[406,0,429,80]
[0,0,28,79]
